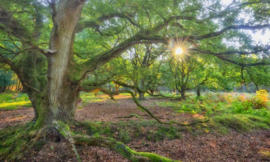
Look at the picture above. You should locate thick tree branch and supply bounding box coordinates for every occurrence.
[0,7,32,40]
[99,86,209,126]
[0,53,11,65]
[216,55,270,67]
[170,24,270,41]
[47,0,57,24]
[74,11,270,82]
[76,12,140,33]
[205,0,269,20]
[189,46,270,56]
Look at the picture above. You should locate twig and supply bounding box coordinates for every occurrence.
[71,144,81,162]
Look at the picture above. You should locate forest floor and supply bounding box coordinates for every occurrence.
[1,93,270,161]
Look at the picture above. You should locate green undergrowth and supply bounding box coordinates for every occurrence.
[74,114,270,143]
[0,122,39,161]
[74,120,182,143]
[211,114,270,134]
[0,92,31,110]
[1,115,269,161]
[157,93,270,134]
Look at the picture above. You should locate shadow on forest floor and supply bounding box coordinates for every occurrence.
[1,92,270,161]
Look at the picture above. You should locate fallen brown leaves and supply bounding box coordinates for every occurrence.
[1,95,270,161]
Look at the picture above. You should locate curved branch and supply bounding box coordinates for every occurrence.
[101,88,209,126]
[0,7,32,40]
[216,55,270,67]
[189,46,270,56]
[169,24,270,41]
[74,134,178,161]
[76,17,270,82]
[76,12,140,33]
[0,53,11,65]
[196,24,270,40]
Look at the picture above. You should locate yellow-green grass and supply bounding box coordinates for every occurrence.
[0,101,31,110]
[80,92,132,104]
[0,93,31,110]
[0,92,133,110]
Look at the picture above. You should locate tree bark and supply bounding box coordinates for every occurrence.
[138,92,145,100]
[34,0,86,126]
[149,89,154,95]
[0,86,6,93]
[139,79,145,100]
[196,85,201,97]
[180,91,185,100]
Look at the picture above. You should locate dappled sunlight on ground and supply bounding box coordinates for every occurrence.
[80,92,132,104]
[1,92,270,161]
[0,101,31,110]
[0,109,34,128]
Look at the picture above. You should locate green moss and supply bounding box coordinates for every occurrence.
[212,114,270,132]
[0,122,35,161]
[119,129,130,143]
[76,121,182,143]
[139,152,178,162]
[91,136,180,162]
[53,120,71,138]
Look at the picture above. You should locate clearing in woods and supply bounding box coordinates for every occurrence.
[1,92,270,161]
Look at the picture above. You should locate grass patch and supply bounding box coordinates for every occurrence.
[0,93,31,110]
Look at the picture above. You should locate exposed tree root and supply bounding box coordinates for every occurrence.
[116,114,149,119]
[1,119,183,162]
[74,134,179,162]
[3,120,179,161]
[53,120,180,162]
[101,89,209,126]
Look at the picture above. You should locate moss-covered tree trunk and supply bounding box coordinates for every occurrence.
[8,0,86,126]
[35,0,86,126]
[11,48,47,120]
[180,91,185,100]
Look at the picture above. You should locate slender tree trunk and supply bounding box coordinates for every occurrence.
[133,80,138,96]
[139,79,145,100]
[108,83,112,91]
[0,86,6,93]
[180,91,185,100]
[196,85,201,97]
[139,92,145,100]
[134,89,137,96]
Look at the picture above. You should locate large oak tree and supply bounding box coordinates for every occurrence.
[0,0,269,161]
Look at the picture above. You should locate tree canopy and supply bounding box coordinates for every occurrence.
[0,0,270,161]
